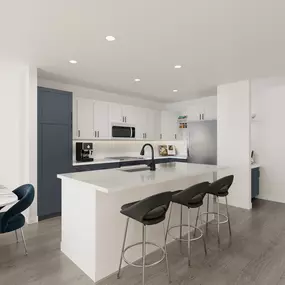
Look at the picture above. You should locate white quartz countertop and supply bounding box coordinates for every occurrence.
[72,155,187,166]
[58,162,226,194]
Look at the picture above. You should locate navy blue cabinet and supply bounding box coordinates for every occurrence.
[251,167,260,198]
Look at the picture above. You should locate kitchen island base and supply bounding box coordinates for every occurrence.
[58,164,223,283]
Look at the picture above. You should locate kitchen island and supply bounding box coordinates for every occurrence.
[57,162,227,283]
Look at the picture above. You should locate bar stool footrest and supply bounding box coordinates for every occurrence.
[199,212,229,226]
[123,241,165,268]
[167,224,204,242]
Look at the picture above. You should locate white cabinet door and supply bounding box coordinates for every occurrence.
[203,96,217,120]
[123,105,137,125]
[145,109,160,140]
[109,103,123,123]
[76,98,94,139]
[94,101,110,139]
[161,111,178,140]
[187,104,202,121]
[135,108,146,140]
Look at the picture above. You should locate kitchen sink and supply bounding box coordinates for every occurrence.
[120,167,150,173]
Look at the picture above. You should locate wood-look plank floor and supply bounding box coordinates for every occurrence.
[1,199,285,285]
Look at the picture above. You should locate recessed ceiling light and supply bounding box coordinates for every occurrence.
[173,89,178,92]
[106,36,116,41]
[134,78,141,82]
[174,65,182,69]
[69,60,77,64]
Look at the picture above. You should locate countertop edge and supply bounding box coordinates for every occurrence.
[57,174,110,193]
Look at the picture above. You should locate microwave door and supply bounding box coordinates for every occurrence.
[112,126,131,138]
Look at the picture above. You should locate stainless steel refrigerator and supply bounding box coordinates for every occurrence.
[186,120,217,165]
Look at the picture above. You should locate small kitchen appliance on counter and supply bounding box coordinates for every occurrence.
[76,142,94,162]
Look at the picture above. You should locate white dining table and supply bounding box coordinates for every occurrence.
[0,186,18,208]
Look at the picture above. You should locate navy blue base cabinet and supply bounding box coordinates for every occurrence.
[251,167,260,198]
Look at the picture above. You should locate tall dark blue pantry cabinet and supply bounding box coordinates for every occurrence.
[37,87,73,220]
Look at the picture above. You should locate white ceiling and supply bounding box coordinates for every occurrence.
[1,0,285,102]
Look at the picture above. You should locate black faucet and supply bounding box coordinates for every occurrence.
[140,143,156,171]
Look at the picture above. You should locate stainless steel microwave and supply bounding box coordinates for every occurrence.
[111,124,136,139]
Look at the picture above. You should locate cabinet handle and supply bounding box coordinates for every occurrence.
[125,116,127,123]
[94,131,97,137]
[98,131,99,138]
[145,133,147,139]
[78,130,80,137]
[175,134,177,140]
[122,116,124,123]
[160,134,162,139]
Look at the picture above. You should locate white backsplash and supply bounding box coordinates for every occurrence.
[73,140,187,162]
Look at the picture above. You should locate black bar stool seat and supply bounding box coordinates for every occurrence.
[172,192,205,208]
[121,202,167,225]
[117,192,172,285]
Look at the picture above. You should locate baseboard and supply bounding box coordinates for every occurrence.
[256,195,285,204]
[38,212,61,221]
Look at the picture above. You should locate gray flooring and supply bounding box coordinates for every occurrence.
[1,199,285,285]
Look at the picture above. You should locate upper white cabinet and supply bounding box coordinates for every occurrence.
[203,96,217,120]
[76,98,94,139]
[187,104,202,121]
[122,105,137,125]
[161,111,179,140]
[186,96,217,121]
[109,103,137,124]
[109,103,124,123]
[136,108,161,140]
[93,101,109,139]
[75,98,110,140]
[74,98,181,141]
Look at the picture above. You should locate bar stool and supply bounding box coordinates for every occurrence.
[166,182,210,267]
[117,192,172,285]
[202,175,234,244]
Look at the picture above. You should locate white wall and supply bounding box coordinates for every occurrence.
[251,77,285,203]
[38,78,165,110]
[217,80,252,210]
[0,63,37,223]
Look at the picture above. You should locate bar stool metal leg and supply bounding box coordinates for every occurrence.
[163,222,171,283]
[217,196,220,245]
[117,218,130,279]
[15,230,19,243]
[225,196,232,238]
[206,194,210,235]
[187,208,191,267]
[179,205,183,241]
[193,206,200,237]
[142,225,146,285]
[165,202,173,242]
[20,228,28,256]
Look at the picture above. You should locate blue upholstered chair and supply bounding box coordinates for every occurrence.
[0,184,35,255]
